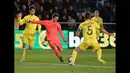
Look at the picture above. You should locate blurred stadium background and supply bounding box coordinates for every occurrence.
[14,0,116,73]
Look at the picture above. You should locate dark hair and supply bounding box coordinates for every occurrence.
[52,13,59,18]
[84,12,91,19]
[95,10,99,13]
[29,5,36,10]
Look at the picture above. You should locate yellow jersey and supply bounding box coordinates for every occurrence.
[79,19,100,43]
[17,14,41,35]
[91,16,103,26]
[91,16,103,38]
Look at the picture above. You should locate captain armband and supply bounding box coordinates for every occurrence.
[77,28,82,33]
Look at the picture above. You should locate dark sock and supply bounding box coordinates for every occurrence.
[59,56,64,62]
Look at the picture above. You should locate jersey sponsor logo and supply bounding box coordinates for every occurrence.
[68,32,116,48]
[14,30,115,50]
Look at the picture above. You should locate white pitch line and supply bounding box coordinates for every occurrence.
[15,61,115,69]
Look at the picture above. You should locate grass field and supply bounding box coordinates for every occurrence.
[15,49,115,73]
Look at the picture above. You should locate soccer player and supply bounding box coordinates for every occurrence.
[68,12,114,65]
[30,13,68,63]
[17,5,41,62]
[91,10,104,39]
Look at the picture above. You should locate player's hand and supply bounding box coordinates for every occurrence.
[76,32,80,36]
[29,20,34,23]
[26,19,32,23]
[29,20,35,23]
[64,40,69,44]
[109,33,114,36]
[17,12,22,17]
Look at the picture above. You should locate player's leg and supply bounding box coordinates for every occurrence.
[28,35,35,51]
[69,43,89,65]
[55,41,63,52]
[48,40,64,63]
[55,42,65,62]
[69,47,81,65]
[92,43,106,64]
[55,45,64,62]
[20,34,27,62]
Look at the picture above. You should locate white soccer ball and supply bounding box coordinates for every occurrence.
[68,56,72,63]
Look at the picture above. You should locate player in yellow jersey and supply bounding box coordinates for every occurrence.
[68,12,114,65]
[17,5,41,62]
[91,10,104,39]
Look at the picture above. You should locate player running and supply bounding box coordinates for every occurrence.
[17,5,41,62]
[30,13,68,63]
[68,12,114,65]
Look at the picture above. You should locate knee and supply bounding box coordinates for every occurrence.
[74,47,81,52]
[29,46,32,49]
[51,45,56,50]
[95,48,101,51]
[22,47,26,50]
[22,43,26,48]
[49,43,55,50]
[59,49,63,52]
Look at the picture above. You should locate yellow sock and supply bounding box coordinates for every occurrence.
[22,48,26,59]
[72,50,77,63]
[97,49,102,60]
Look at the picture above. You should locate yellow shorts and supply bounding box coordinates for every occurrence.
[96,30,100,38]
[22,34,35,47]
[78,41,100,51]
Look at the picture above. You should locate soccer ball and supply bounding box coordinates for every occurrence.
[68,56,72,63]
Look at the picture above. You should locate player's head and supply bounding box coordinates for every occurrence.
[84,12,91,20]
[29,5,36,15]
[52,13,59,22]
[94,10,99,17]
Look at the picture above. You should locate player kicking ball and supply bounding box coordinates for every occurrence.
[68,12,114,65]
[30,13,68,63]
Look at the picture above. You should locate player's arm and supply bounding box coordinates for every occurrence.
[100,19,109,34]
[37,18,42,33]
[37,24,41,33]
[76,23,83,36]
[99,18,114,36]
[100,18,104,29]
[76,28,82,36]
[17,13,26,25]
[100,28,114,36]
[30,20,45,25]
[57,23,67,42]
[95,22,114,36]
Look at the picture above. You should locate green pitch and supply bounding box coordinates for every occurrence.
[15,49,115,73]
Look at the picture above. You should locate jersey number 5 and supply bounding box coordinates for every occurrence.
[87,26,93,35]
